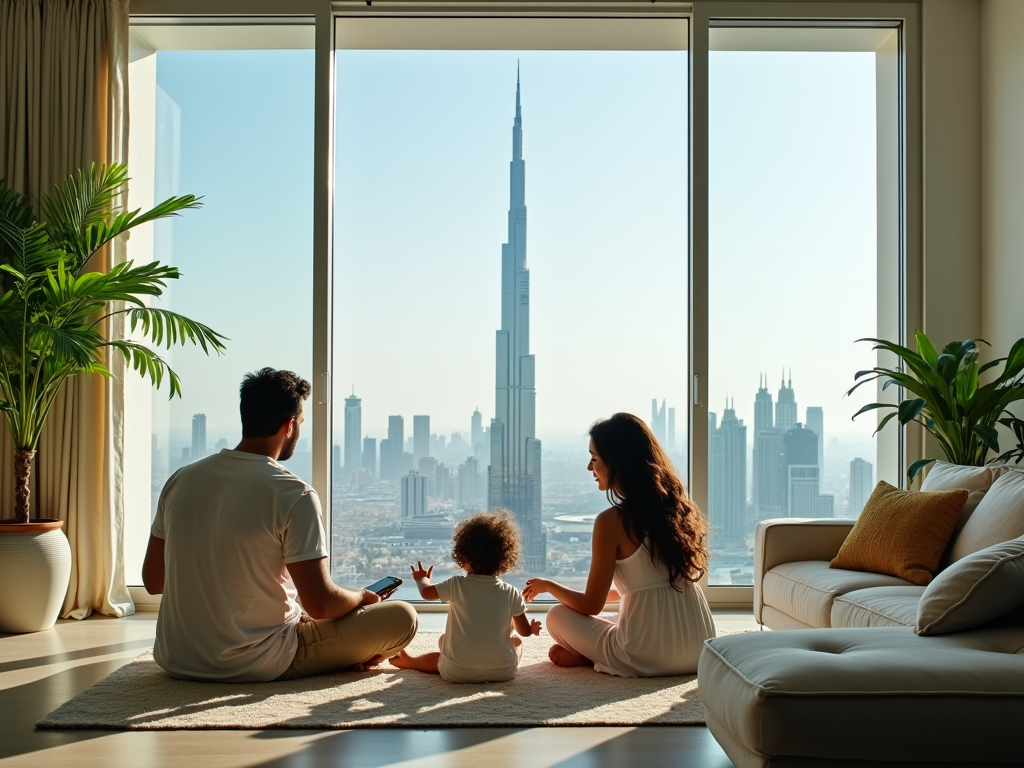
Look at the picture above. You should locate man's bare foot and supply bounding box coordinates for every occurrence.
[388,650,415,669]
[548,644,594,668]
[353,654,386,671]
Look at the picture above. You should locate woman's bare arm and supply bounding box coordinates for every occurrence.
[523,508,623,615]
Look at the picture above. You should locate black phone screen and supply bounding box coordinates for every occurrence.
[366,576,402,596]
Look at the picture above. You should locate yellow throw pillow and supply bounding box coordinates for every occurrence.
[830,481,968,585]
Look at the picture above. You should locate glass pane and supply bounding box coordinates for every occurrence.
[707,29,899,586]
[333,41,689,599]
[124,36,315,585]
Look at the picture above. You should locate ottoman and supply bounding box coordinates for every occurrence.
[697,626,1024,767]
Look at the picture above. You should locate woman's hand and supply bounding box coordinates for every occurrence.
[523,577,551,602]
[410,561,433,581]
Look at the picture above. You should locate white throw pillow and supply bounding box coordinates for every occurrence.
[916,537,1024,635]
[946,469,1024,563]
[919,461,999,548]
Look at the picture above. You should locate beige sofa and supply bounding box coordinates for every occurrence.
[754,462,1024,630]
[699,462,1024,767]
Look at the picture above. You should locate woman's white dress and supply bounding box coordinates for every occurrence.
[546,543,716,677]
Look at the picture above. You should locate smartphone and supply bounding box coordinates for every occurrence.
[365,576,402,600]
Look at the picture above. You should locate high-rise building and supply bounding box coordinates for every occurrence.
[709,401,747,545]
[400,471,428,519]
[418,456,438,496]
[362,437,377,476]
[384,415,404,481]
[849,457,874,516]
[753,374,781,518]
[668,407,676,453]
[755,430,786,518]
[651,399,667,447]
[191,414,206,461]
[785,424,833,517]
[805,406,824,470]
[333,444,341,474]
[776,372,797,432]
[471,408,483,455]
[488,70,546,572]
[344,392,362,474]
[413,415,430,464]
[459,456,485,510]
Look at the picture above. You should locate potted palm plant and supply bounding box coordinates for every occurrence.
[0,163,226,632]
[848,331,1024,483]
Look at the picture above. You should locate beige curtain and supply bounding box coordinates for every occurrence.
[0,0,133,620]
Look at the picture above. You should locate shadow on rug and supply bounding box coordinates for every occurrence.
[37,631,715,729]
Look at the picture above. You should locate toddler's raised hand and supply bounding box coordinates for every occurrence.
[410,561,433,581]
[528,618,542,636]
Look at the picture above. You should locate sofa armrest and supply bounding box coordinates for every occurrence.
[753,518,856,625]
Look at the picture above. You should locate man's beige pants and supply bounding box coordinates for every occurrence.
[275,600,418,680]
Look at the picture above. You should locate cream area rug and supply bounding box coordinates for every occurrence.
[37,631,712,729]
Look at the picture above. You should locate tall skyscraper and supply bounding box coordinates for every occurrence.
[849,457,874,516]
[709,401,748,545]
[651,399,667,447]
[785,424,834,518]
[753,375,782,518]
[413,415,430,464]
[400,471,428,519]
[344,391,362,474]
[668,407,677,453]
[805,406,824,470]
[776,372,797,432]
[471,408,483,454]
[385,415,404,481]
[191,414,206,461]
[488,69,546,572]
[362,437,377,477]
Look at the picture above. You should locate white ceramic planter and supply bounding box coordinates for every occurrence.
[0,520,72,633]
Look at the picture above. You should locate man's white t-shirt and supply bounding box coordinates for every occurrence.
[435,574,527,680]
[151,449,326,682]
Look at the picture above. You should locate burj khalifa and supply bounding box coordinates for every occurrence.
[488,68,546,572]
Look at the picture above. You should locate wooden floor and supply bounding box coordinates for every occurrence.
[0,610,755,767]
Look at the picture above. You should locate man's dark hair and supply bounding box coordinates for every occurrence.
[239,368,311,438]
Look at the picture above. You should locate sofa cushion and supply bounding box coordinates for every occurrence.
[830,481,967,585]
[763,561,915,628]
[920,460,999,546]
[917,536,1024,635]
[698,625,1024,766]
[831,586,924,628]
[948,468,1024,563]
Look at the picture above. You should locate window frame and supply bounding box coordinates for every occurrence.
[691,1,919,604]
[125,0,917,610]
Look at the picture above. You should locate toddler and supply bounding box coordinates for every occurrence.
[389,510,541,683]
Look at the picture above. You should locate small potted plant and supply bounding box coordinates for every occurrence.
[848,331,1024,482]
[0,164,226,633]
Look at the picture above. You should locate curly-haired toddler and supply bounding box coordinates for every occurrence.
[389,510,541,683]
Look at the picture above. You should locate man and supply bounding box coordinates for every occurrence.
[142,367,417,681]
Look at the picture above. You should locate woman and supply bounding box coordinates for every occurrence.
[523,412,715,677]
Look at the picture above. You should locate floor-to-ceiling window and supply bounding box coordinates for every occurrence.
[701,23,904,587]
[122,3,913,608]
[123,21,315,584]
[331,17,689,599]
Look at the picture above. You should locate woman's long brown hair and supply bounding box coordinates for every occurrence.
[589,412,709,586]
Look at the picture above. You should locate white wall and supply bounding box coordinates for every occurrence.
[922,0,982,344]
[982,0,1024,363]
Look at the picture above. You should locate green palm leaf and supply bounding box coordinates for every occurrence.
[0,163,225,523]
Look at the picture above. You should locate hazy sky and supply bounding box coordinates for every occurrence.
[139,44,881,455]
